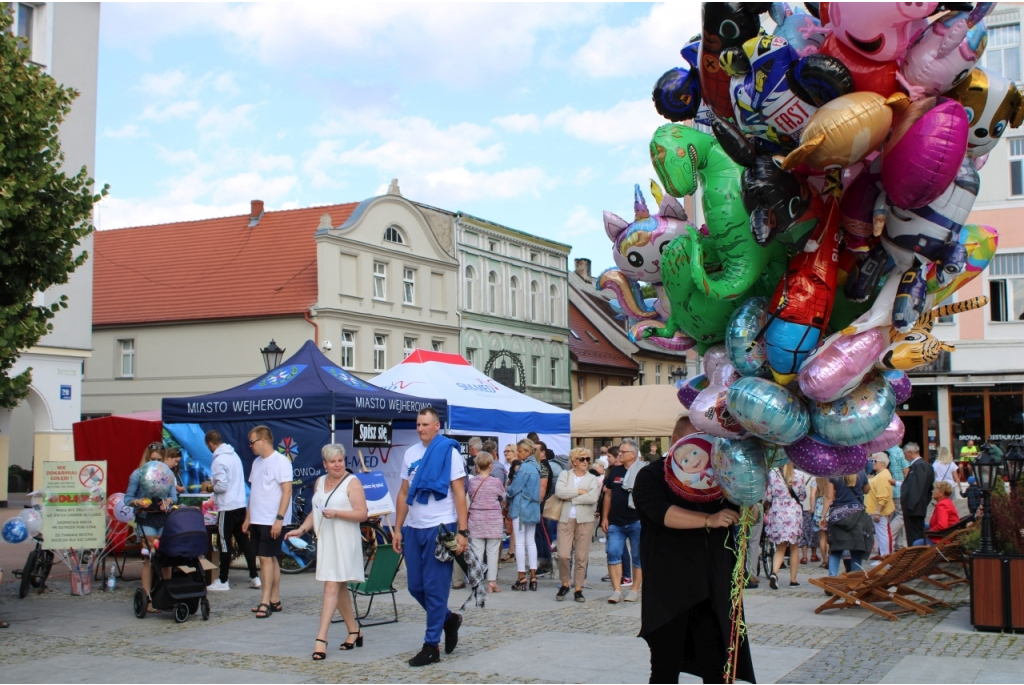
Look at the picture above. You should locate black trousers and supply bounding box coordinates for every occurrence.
[904,515,926,547]
[644,600,728,684]
[218,507,257,583]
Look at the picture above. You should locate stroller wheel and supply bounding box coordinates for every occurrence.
[200,598,210,621]
[133,588,148,619]
[173,602,190,623]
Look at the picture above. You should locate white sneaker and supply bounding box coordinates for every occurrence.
[624,590,640,602]
[608,590,622,604]
[207,579,230,592]
[249,577,262,589]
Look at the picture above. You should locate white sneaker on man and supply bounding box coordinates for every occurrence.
[249,576,262,589]
[207,579,230,592]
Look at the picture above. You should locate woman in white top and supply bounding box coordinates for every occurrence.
[554,448,601,603]
[933,446,961,497]
[286,444,367,661]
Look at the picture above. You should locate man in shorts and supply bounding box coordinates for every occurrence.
[242,425,293,619]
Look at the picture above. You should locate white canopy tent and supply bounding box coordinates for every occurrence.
[371,350,572,454]
[570,385,688,438]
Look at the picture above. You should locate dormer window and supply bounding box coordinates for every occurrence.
[384,226,404,244]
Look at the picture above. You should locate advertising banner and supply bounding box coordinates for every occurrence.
[42,461,107,550]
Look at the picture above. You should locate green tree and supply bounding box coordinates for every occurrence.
[0,10,106,408]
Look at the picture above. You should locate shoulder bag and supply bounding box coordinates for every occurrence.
[542,471,567,521]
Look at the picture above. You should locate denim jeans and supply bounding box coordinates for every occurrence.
[606,521,641,567]
[828,550,863,576]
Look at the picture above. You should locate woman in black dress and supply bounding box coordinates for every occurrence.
[631,434,752,684]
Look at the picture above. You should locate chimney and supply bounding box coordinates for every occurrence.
[248,199,265,228]
[574,258,592,283]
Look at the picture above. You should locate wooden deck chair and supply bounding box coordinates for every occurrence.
[347,544,403,628]
[917,526,973,591]
[808,546,949,621]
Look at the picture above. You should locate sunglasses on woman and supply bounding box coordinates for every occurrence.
[577,457,591,463]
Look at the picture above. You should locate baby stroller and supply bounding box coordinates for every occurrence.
[133,506,211,623]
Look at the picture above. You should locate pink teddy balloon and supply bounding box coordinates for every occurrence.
[689,346,745,439]
[829,2,936,62]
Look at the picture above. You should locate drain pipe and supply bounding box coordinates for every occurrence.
[304,308,319,346]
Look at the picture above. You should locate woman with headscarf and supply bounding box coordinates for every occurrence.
[631,435,751,684]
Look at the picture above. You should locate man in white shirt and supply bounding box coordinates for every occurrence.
[393,408,468,667]
[206,430,260,592]
[242,425,293,619]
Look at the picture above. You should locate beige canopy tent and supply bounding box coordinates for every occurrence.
[570,385,689,438]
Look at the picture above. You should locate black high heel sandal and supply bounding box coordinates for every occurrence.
[340,631,364,650]
[511,577,528,591]
[312,638,328,661]
[529,575,538,591]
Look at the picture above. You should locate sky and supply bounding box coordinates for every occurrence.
[94,2,703,272]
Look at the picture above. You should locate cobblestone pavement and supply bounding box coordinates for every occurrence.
[1,542,1021,684]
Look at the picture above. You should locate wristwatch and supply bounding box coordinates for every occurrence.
[276,514,285,521]
[457,529,470,537]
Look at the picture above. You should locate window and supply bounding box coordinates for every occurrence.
[577,375,585,401]
[340,331,355,369]
[15,3,33,53]
[489,240,498,252]
[383,226,404,244]
[488,271,497,314]
[989,252,1024,321]
[549,358,558,386]
[530,281,539,321]
[638,361,646,385]
[373,262,386,300]
[530,251,539,263]
[937,295,955,324]
[403,268,415,305]
[549,285,558,325]
[119,339,135,378]
[404,337,416,359]
[531,356,540,385]
[985,24,1021,83]
[1010,138,1024,197]
[599,378,606,391]
[432,340,443,352]
[655,363,662,385]
[466,348,476,367]
[509,276,519,317]
[374,335,387,371]
[570,329,580,339]
[464,266,475,310]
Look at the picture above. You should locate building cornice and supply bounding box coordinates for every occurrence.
[455,214,571,254]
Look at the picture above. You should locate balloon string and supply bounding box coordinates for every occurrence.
[723,505,755,684]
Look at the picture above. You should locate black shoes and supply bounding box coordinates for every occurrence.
[556,585,570,601]
[769,573,779,590]
[443,612,462,654]
[574,590,585,603]
[408,644,440,667]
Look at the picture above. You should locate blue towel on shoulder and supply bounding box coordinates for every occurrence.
[406,435,461,506]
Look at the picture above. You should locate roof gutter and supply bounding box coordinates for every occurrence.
[304,307,319,346]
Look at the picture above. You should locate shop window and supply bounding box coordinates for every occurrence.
[989,392,1024,441]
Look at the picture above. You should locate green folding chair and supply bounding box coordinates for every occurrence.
[347,544,403,627]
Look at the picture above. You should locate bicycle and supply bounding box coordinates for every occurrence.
[14,535,54,599]
[279,482,316,574]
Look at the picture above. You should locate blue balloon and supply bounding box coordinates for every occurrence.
[726,297,770,377]
[711,437,768,507]
[765,318,822,378]
[761,443,790,469]
[727,377,810,446]
[810,375,897,447]
[2,517,29,544]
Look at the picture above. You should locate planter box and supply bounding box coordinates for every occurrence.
[970,554,1024,632]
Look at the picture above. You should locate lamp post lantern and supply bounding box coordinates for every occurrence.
[1004,440,1024,490]
[975,448,1000,555]
[669,365,688,388]
[261,339,285,372]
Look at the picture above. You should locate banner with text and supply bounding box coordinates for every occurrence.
[42,461,107,550]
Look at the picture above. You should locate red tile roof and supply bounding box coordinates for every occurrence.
[93,203,358,326]
[569,302,638,372]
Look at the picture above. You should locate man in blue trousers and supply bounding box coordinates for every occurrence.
[393,407,469,667]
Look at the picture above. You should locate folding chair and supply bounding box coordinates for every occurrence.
[917,526,973,591]
[347,544,404,628]
[808,546,949,621]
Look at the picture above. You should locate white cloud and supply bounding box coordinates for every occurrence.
[561,204,603,239]
[104,123,142,139]
[422,167,553,202]
[544,100,663,145]
[211,72,240,95]
[138,69,189,98]
[572,3,701,78]
[196,104,255,140]
[493,113,541,133]
[140,100,201,122]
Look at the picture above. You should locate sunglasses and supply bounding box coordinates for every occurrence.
[148,443,165,451]
[577,457,591,463]
[249,438,261,445]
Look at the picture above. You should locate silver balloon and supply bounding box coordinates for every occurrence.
[726,376,810,446]
[711,436,768,507]
[810,375,897,447]
[725,297,770,377]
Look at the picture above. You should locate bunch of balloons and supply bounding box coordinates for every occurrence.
[2,508,43,544]
[610,2,1021,499]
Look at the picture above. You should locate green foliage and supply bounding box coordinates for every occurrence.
[640,282,656,299]
[0,10,107,408]
[990,482,1024,555]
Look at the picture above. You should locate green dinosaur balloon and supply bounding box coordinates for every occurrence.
[644,124,786,352]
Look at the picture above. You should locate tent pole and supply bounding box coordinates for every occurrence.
[331,414,336,443]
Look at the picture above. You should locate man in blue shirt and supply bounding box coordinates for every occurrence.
[887,444,909,549]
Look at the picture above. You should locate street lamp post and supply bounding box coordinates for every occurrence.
[261,339,285,372]
[1004,440,1024,491]
[975,448,1000,555]
[669,365,688,388]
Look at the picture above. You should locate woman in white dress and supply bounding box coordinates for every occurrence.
[285,444,367,661]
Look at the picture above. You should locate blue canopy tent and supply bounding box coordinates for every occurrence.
[161,340,448,499]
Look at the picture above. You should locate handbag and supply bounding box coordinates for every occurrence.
[542,472,566,521]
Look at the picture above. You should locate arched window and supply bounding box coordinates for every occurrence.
[383,226,404,244]
[530,281,539,321]
[464,266,475,310]
[488,271,498,314]
[509,276,519,318]
[549,285,558,325]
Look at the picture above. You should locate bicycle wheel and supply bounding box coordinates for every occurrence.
[19,550,37,599]
[360,521,392,569]
[278,527,316,574]
[32,550,54,589]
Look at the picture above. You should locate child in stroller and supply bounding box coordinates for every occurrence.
[133,506,211,623]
